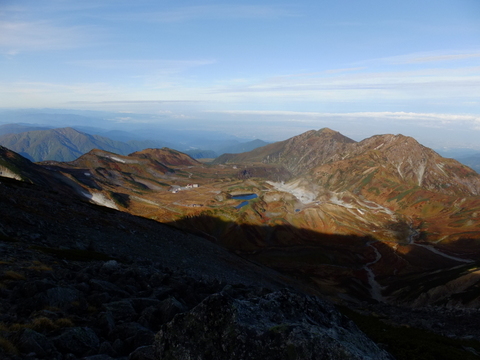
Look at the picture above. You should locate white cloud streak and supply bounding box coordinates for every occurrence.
[106,4,297,23]
[70,59,216,74]
[207,66,480,104]
[0,20,98,54]
[206,110,480,126]
[379,51,480,65]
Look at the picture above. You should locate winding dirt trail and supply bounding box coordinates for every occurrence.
[364,242,386,302]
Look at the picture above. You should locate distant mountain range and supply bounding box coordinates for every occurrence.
[0,124,269,162]
[2,127,480,309]
[0,127,140,162]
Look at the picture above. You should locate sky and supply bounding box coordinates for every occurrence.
[1,0,480,147]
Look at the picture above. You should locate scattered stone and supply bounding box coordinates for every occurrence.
[53,327,100,357]
[128,345,155,360]
[155,289,394,360]
[14,328,57,358]
[103,300,137,323]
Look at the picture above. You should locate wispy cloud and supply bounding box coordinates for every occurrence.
[405,53,480,64]
[106,4,298,23]
[208,66,480,103]
[380,51,480,65]
[325,67,366,74]
[206,110,480,127]
[0,20,99,54]
[70,59,216,74]
[67,100,202,105]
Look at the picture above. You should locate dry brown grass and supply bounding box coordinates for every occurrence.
[8,323,25,332]
[8,316,66,334]
[54,317,74,328]
[0,337,18,355]
[87,305,98,314]
[2,270,25,280]
[30,317,57,332]
[27,261,53,272]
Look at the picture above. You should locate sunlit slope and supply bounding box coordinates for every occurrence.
[214,128,356,175]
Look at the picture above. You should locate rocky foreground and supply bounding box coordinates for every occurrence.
[0,174,395,359]
[0,242,392,360]
[2,146,480,359]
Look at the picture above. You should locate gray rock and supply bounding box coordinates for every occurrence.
[155,289,394,360]
[112,338,126,354]
[157,296,186,324]
[130,298,161,313]
[129,345,155,360]
[101,260,120,273]
[15,328,56,357]
[53,327,100,357]
[96,311,116,335]
[35,286,84,310]
[82,355,115,360]
[90,279,130,297]
[88,292,112,307]
[98,341,117,357]
[103,300,137,322]
[109,322,154,353]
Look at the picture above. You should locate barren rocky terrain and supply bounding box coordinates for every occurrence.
[3,126,480,358]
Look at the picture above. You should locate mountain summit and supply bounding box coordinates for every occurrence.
[214,128,356,174]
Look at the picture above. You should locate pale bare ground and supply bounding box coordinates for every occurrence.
[266,180,318,204]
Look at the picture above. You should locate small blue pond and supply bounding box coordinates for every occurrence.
[232,193,258,209]
[232,194,258,200]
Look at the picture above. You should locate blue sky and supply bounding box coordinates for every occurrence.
[1,0,480,147]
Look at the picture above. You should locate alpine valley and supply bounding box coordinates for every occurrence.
[2,127,480,359]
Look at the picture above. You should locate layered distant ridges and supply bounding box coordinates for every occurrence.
[0,127,135,162]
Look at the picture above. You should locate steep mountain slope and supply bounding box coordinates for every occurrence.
[0,147,402,360]
[214,128,356,174]
[11,128,480,308]
[327,134,480,196]
[0,145,80,193]
[39,147,202,210]
[0,127,136,162]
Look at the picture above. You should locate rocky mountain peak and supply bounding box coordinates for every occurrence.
[213,129,356,174]
[129,147,200,166]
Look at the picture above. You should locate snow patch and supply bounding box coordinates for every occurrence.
[0,167,22,181]
[110,156,126,163]
[81,191,118,210]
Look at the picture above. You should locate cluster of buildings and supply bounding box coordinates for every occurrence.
[170,183,199,193]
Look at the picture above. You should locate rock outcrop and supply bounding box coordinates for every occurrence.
[0,244,393,359]
[155,286,393,360]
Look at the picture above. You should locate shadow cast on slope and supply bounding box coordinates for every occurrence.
[167,214,480,305]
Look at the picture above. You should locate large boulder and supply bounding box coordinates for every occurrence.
[53,326,100,357]
[154,288,393,360]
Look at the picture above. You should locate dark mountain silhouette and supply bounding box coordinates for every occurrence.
[0,127,137,162]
